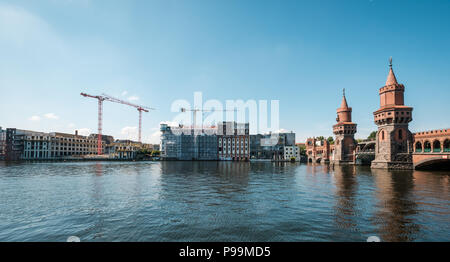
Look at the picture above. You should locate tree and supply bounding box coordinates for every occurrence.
[367,131,377,141]
[297,144,306,156]
[151,150,160,157]
[316,136,325,141]
[327,136,334,144]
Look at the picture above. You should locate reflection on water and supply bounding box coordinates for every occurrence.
[371,169,419,241]
[333,166,358,232]
[0,161,448,241]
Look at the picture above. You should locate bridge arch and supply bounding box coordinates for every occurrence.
[444,139,450,152]
[362,141,375,152]
[316,158,322,164]
[415,156,450,170]
[433,140,441,152]
[415,141,422,152]
[424,141,431,153]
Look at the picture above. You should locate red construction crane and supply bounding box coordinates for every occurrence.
[101,93,155,143]
[80,93,107,155]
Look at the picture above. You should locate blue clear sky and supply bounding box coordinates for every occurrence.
[1,0,449,143]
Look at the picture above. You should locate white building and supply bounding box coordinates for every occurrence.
[283,145,300,161]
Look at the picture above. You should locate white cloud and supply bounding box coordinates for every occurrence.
[29,115,41,121]
[121,91,128,96]
[273,128,290,134]
[44,113,59,119]
[77,128,91,136]
[120,126,138,140]
[143,130,161,144]
[128,96,139,101]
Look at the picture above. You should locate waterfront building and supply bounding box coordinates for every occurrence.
[151,144,160,151]
[250,132,296,161]
[0,127,5,159]
[332,89,357,165]
[88,134,115,145]
[371,59,414,169]
[105,140,144,159]
[217,121,250,161]
[305,137,333,164]
[4,128,103,160]
[160,123,219,160]
[283,145,300,161]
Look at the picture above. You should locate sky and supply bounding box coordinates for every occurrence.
[1,0,449,144]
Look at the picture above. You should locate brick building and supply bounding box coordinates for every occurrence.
[218,121,250,161]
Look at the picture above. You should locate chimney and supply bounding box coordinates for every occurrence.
[75,130,78,136]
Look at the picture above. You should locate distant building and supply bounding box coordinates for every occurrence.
[105,140,142,159]
[217,121,250,161]
[88,134,115,145]
[160,123,218,160]
[4,128,103,161]
[250,131,295,161]
[0,127,6,159]
[283,145,300,161]
[305,137,333,164]
[151,144,160,151]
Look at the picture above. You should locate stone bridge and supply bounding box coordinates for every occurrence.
[355,140,375,165]
[306,129,450,170]
[412,129,450,170]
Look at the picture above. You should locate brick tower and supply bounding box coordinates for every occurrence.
[332,89,357,165]
[371,58,414,169]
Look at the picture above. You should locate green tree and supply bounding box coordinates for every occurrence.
[297,144,306,156]
[151,150,161,157]
[327,136,334,144]
[316,136,325,141]
[367,131,377,140]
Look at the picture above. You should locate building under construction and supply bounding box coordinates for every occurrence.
[160,121,250,161]
[160,124,218,160]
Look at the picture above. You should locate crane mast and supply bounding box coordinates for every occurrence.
[101,93,154,143]
[80,93,106,155]
[81,92,155,154]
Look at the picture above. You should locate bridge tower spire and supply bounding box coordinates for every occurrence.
[332,89,357,165]
[371,58,414,170]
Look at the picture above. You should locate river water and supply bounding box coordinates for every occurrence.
[0,161,448,242]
